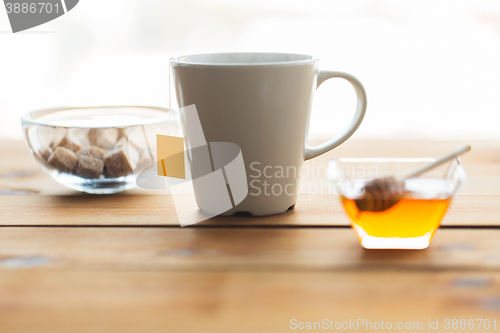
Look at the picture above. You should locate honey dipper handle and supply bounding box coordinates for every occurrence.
[402,144,471,180]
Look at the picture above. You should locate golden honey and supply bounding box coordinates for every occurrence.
[342,197,451,240]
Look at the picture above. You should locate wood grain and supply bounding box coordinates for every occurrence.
[1,140,499,333]
[1,140,500,226]
[0,228,499,271]
[2,139,500,196]
[0,270,498,333]
[0,194,499,226]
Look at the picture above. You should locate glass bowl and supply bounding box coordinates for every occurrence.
[21,106,180,194]
[327,157,466,250]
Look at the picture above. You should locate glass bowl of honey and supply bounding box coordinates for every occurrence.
[327,157,466,250]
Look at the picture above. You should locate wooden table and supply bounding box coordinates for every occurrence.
[0,140,499,332]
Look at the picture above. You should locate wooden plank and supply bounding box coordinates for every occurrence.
[0,139,499,333]
[2,139,500,226]
[0,195,178,225]
[2,139,500,196]
[0,194,499,226]
[0,228,499,271]
[0,270,498,332]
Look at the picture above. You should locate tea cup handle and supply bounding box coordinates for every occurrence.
[304,71,367,160]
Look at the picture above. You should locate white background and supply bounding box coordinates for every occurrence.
[1,0,500,140]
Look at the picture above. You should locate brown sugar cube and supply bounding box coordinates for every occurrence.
[68,128,91,148]
[45,127,67,150]
[87,128,99,146]
[75,155,104,179]
[47,147,78,173]
[103,148,133,178]
[36,147,52,167]
[114,137,140,168]
[102,165,111,178]
[114,137,128,149]
[53,136,82,153]
[39,147,52,162]
[89,128,119,150]
[78,146,105,160]
[117,128,127,140]
[127,129,147,151]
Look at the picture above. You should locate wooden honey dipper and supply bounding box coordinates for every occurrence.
[354,145,471,212]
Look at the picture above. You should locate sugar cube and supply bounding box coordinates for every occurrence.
[68,128,91,148]
[53,136,82,153]
[103,148,133,178]
[47,147,78,173]
[78,146,105,160]
[75,155,104,179]
[89,128,119,150]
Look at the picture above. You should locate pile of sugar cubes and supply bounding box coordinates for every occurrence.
[39,128,151,179]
